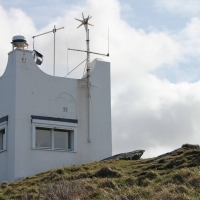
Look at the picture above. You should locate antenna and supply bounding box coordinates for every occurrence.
[32,25,64,76]
[66,38,69,74]
[68,13,109,143]
[108,27,110,56]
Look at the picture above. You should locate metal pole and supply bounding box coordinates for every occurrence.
[53,25,56,76]
[68,48,109,56]
[86,26,91,143]
[32,26,64,75]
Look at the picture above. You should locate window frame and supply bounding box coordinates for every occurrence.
[32,117,77,152]
[0,122,7,153]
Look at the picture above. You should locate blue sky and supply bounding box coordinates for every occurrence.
[0,0,200,157]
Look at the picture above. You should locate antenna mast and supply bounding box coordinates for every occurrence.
[32,25,64,76]
[69,13,109,143]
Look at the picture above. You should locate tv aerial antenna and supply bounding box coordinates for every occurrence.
[32,25,64,76]
[68,13,109,143]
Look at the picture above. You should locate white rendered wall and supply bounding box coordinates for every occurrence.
[0,53,17,183]
[0,49,112,182]
[89,59,112,161]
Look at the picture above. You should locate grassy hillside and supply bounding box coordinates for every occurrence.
[1,144,200,199]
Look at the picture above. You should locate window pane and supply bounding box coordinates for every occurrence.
[35,128,51,148]
[54,129,70,149]
[0,129,4,151]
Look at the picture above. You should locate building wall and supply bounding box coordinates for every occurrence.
[89,59,112,161]
[0,52,17,183]
[0,49,112,182]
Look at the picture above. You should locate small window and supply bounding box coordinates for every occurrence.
[35,127,51,148]
[0,128,6,152]
[0,116,8,152]
[32,116,77,152]
[34,127,75,151]
[54,129,74,150]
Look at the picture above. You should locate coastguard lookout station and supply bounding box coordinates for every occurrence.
[0,15,112,183]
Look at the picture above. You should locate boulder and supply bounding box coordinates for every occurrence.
[102,150,145,161]
[158,144,200,159]
[182,143,199,149]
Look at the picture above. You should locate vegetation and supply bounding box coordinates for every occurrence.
[1,144,200,199]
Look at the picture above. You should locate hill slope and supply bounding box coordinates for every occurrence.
[1,144,200,199]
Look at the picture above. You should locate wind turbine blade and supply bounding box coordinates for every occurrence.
[88,23,94,26]
[82,13,84,20]
[77,24,83,29]
[75,18,82,22]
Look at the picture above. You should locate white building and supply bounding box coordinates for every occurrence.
[0,36,112,183]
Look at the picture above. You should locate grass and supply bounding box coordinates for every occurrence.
[1,145,200,199]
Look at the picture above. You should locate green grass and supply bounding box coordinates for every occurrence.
[1,145,200,199]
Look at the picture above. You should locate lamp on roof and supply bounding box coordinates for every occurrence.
[11,35,28,50]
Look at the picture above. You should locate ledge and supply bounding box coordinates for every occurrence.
[32,148,77,153]
[0,150,7,153]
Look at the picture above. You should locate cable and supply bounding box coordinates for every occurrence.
[108,27,109,55]
[65,59,86,77]
[66,38,69,74]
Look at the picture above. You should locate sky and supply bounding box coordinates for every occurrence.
[0,0,200,158]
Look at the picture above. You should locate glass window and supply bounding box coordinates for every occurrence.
[35,127,51,148]
[0,129,5,151]
[34,126,75,151]
[54,129,69,149]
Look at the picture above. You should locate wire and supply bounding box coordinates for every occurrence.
[108,27,109,54]
[66,38,69,74]
[65,59,86,77]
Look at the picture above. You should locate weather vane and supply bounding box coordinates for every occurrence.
[68,13,109,143]
[76,13,93,30]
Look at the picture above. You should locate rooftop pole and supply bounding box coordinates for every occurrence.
[68,13,109,143]
[32,25,64,76]
[75,13,93,143]
[53,25,56,76]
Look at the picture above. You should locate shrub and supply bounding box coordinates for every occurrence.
[94,167,121,178]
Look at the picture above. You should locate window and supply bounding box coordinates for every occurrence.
[54,129,73,150]
[0,116,8,152]
[32,115,77,152]
[0,129,5,151]
[35,127,51,148]
[35,127,74,150]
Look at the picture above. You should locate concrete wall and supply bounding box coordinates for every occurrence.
[0,52,17,183]
[0,49,112,182]
[89,59,112,161]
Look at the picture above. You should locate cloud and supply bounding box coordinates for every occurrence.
[0,5,36,75]
[0,0,200,158]
[155,0,200,16]
[178,17,200,57]
[112,74,200,157]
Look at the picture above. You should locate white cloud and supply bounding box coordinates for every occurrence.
[178,17,200,57]
[0,5,36,75]
[155,0,200,16]
[112,74,200,157]
[0,0,200,158]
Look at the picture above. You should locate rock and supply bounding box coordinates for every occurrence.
[102,150,145,161]
[182,144,199,149]
[157,148,181,159]
[158,144,200,159]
